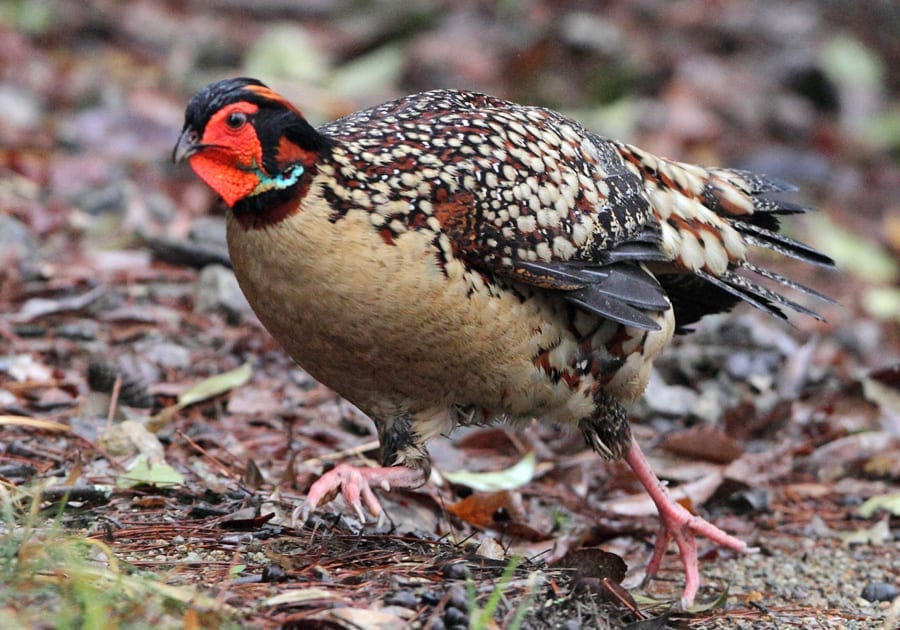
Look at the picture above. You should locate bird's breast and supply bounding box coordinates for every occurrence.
[225,186,575,423]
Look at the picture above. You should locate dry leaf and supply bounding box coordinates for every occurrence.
[660,426,743,464]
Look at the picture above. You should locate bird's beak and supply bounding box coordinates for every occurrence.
[173,128,201,163]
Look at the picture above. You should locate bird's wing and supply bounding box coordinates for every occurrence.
[390,101,676,330]
[324,91,833,331]
[418,98,834,332]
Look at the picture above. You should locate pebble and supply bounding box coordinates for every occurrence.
[56,320,100,341]
[444,607,468,625]
[261,564,286,583]
[642,368,698,416]
[194,264,252,324]
[134,339,191,369]
[861,581,898,602]
[384,590,417,608]
[0,214,40,264]
[420,590,441,605]
[442,562,468,581]
[447,585,468,611]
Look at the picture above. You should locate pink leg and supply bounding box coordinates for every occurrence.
[296,463,426,524]
[623,437,753,608]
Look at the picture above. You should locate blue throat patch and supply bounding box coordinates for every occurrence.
[250,163,305,196]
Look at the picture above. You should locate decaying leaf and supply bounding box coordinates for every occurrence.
[660,426,744,464]
[263,587,350,608]
[857,493,900,518]
[116,455,184,488]
[446,490,520,529]
[176,362,253,408]
[443,452,537,491]
[0,415,71,432]
[149,363,253,429]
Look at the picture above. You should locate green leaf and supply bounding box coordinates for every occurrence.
[805,214,898,284]
[861,287,900,322]
[443,452,537,492]
[177,363,253,409]
[820,34,884,89]
[116,455,184,489]
[839,518,891,545]
[858,493,900,518]
[244,24,331,84]
[329,44,406,102]
[632,584,729,613]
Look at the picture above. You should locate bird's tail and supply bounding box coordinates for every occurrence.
[614,142,834,328]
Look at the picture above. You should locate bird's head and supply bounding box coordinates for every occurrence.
[173,78,331,209]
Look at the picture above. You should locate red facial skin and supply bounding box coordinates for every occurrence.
[187,102,263,207]
[187,96,321,210]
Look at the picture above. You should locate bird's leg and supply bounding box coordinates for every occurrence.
[623,436,752,608]
[301,463,427,523]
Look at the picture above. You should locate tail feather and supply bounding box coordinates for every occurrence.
[694,269,789,321]
[738,260,837,304]
[732,220,834,268]
[614,142,834,326]
[706,268,826,322]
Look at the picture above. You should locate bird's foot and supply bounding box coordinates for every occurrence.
[623,438,756,608]
[295,464,426,525]
[642,490,752,608]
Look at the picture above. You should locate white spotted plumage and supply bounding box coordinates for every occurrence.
[178,79,835,607]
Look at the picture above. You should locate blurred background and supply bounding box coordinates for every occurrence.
[1,1,899,625]
[1,0,897,331]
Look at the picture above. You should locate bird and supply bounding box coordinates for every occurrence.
[174,77,833,607]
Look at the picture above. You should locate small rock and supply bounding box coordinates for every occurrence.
[447,585,468,611]
[0,214,40,263]
[76,181,126,215]
[420,590,440,605]
[261,564,287,583]
[0,83,43,132]
[384,590,417,609]
[136,340,192,370]
[194,264,252,324]
[0,389,17,409]
[442,562,468,581]
[559,12,624,57]
[444,607,468,626]
[724,350,781,382]
[643,368,698,416]
[33,387,76,410]
[189,217,228,249]
[861,581,898,602]
[56,320,100,341]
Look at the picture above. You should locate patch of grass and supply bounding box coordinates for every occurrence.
[467,556,539,630]
[0,482,234,629]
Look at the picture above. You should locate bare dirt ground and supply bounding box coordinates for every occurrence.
[1,1,898,628]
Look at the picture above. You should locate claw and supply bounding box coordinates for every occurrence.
[624,438,755,608]
[299,463,427,524]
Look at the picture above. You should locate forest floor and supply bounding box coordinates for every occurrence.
[1,1,898,628]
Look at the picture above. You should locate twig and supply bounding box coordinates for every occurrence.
[300,440,380,467]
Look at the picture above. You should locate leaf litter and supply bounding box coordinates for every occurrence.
[1,1,898,628]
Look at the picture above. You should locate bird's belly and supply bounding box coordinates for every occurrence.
[227,204,673,437]
[227,208,576,420]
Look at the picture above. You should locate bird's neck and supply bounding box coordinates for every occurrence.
[229,175,310,231]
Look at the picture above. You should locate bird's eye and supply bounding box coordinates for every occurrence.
[226,111,247,129]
